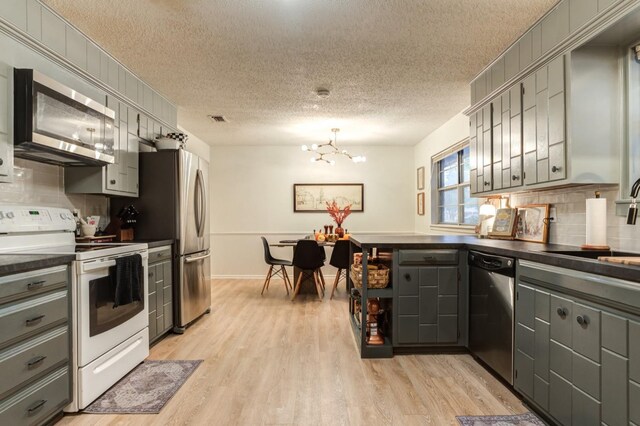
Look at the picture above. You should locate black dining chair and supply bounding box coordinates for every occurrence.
[260,237,292,295]
[329,239,351,299]
[291,239,325,301]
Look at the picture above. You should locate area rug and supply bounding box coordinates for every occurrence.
[83,359,203,414]
[457,412,546,426]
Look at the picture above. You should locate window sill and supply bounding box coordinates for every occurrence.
[430,224,476,235]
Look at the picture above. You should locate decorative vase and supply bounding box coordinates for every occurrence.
[335,226,344,238]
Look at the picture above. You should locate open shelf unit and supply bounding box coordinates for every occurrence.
[348,243,394,358]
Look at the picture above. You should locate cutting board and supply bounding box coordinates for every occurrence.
[598,256,640,266]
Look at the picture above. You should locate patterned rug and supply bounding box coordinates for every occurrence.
[83,360,203,414]
[457,412,546,426]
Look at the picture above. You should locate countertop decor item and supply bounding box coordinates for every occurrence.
[488,208,518,239]
[301,128,366,165]
[293,183,364,212]
[326,200,352,237]
[515,204,550,244]
[477,199,496,238]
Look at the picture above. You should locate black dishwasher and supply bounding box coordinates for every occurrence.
[468,251,515,384]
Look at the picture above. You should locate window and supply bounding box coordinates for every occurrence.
[433,144,478,226]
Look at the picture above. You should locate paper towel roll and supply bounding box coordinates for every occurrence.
[585,197,607,247]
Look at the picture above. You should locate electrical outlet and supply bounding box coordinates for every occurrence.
[549,207,557,223]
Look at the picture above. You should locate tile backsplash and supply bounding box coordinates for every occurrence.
[511,184,640,252]
[0,158,108,218]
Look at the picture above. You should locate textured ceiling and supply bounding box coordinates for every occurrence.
[43,0,557,147]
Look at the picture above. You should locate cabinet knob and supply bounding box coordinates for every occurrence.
[484,181,491,186]
[551,166,562,173]
[404,273,411,281]
[0,158,3,165]
[556,307,568,318]
[576,315,589,326]
[512,175,520,181]
[110,179,116,184]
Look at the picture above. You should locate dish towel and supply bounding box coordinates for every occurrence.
[111,254,143,307]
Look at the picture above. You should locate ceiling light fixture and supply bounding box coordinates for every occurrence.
[301,128,366,165]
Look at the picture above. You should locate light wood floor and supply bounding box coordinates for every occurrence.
[59,278,527,426]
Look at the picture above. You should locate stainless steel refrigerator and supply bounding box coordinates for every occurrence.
[113,149,210,331]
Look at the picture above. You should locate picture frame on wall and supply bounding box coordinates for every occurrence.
[293,183,364,212]
[488,208,518,238]
[515,204,550,243]
[417,167,425,190]
[417,192,425,215]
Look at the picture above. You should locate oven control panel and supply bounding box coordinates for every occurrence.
[0,205,76,233]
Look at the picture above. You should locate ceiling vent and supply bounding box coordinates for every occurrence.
[208,115,227,123]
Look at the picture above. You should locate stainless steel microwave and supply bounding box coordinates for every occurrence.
[14,69,115,166]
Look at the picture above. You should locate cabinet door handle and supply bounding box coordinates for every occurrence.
[27,355,47,368]
[25,315,45,326]
[576,315,589,326]
[512,175,520,181]
[26,399,47,415]
[551,166,562,173]
[27,280,46,290]
[556,307,568,318]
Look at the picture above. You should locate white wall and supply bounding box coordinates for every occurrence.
[209,144,414,278]
[413,112,470,234]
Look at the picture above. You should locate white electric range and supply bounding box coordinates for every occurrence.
[0,205,149,412]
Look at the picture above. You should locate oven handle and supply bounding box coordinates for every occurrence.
[185,251,211,263]
[81,252,148,272]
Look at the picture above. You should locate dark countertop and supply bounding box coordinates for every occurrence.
[0,254,76,277]
[351,234,640,283]
[125,239,173,249]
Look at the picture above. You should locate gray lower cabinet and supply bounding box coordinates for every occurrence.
[515,260,640,426]
[0,265,71,426]
[148,246,173,344]
[394,250,463,346]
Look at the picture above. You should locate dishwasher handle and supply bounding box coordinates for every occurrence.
[468,251,515,276]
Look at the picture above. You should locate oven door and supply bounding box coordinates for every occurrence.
[76,251,148,367]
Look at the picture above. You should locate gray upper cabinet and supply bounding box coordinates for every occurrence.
[468,0,628,110]
[86,42,101,79]
[65,25,86,70]
[41,7,65,56]
[26,0,41,41]
[570,0,598,33]
[0,0,27,31]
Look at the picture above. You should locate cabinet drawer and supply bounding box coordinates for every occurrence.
[398,250,458,266]
[572,302,601,363]
[0,326,68,398]
[149,247,172,264]
[0,366,69,426]
[0,266,67,304]
[0,291,68,347]
[550,294,573,348]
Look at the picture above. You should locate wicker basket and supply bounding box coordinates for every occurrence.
[350,264,390,289]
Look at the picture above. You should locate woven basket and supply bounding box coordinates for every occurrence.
[350,264,390,289]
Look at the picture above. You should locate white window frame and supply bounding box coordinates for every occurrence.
[430,139,477,230]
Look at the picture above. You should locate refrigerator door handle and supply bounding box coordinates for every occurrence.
[194,169,202,237]
[198,168,207,237]
[185,250,211,263]
[196,169,206,238]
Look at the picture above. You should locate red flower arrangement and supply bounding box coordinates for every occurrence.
[326,200,352,226]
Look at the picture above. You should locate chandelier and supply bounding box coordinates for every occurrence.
[301,128,366,165]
